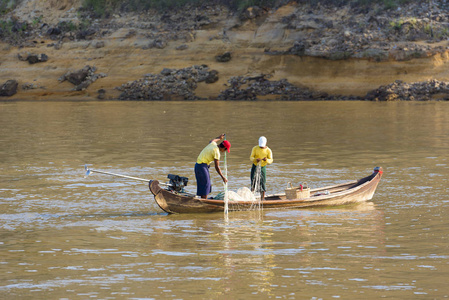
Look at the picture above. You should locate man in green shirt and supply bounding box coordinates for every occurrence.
[250,136,273,200]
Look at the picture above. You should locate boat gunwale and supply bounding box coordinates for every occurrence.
[149,167,383,213]
[199,172,380,206]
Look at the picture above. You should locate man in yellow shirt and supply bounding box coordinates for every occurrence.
[250,136,273,200]
[195,133,231,198]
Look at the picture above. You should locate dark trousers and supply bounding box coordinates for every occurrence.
[251,164,266,192]
[195,163,211,196]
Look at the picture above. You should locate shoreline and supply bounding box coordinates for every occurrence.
[2,1,449,101]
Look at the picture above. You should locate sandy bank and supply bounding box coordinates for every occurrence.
[2,1,449,100]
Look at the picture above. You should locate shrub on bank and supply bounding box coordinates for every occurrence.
[80,0,416,17]
[0,0,18,15]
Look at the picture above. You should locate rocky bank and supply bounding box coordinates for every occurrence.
[2,0,449,101]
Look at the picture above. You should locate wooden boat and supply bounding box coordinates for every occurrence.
[149,167,383,214]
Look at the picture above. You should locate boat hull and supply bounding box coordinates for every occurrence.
[149,167,383,214]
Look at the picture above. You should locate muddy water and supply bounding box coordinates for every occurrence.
[1,101,448,299]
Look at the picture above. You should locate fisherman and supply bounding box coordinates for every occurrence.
[195,133,231,199]
[250,136,273,200]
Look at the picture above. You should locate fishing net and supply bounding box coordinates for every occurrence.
[251,163,262,194]
[220,145,263,214]
[215,187,262,211]
[216,187,255,201]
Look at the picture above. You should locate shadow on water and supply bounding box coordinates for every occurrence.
[60,211,169,220]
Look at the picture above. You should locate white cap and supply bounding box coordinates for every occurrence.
[259,136,267,147]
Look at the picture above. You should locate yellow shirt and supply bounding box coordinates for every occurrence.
[250,146,273,167]
[197,142,220,165]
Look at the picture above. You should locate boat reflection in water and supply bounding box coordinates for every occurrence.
[197,201,385,297]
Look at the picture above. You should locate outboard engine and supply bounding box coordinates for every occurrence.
[167,174,189,193]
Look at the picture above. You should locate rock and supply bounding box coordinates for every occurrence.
[46,27,62,39]
[240,6,263,21]
[63,67,91,85]
[18,52,49,64]
[54,42,63,50]
[97,89,106,99]
[160,68,174,76]
[93,40,105,48]
[365,79,449,101]
[76,28,97,40]
[22,82,40,90]
[205,70,219,84]
[0,80,19,97]
[176,44,188,50]
[215,52,232,62]
[117,65,216,100]
[145,38,168,49]
[27,53,49,64]
[18,52,29,61]
[286,41,307,56]
[59,65,107,91]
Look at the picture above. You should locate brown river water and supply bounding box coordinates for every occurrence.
[1,101,448,299]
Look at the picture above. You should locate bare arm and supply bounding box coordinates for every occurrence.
[210,133,225,144]
[214,159,227,183]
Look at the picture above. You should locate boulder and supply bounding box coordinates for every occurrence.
[117,65,216,100]
[27,53,49,64]
[215,52,232,62]
[59,66,107,91]
[0,80,19,97]
[18,53,49,64]
[205,70,219,84]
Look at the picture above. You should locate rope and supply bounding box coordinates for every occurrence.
[223,135,229,215]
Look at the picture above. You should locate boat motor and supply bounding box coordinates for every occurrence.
[167,174,189,192]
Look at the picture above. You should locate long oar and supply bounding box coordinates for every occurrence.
[84,165,171,186]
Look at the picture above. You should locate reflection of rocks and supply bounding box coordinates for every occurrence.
[0,80,19,97]
[59,65,107,91]
[117,65,219,100]
[365,79,449,101]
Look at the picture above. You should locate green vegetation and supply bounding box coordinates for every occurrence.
[58,20,78,32]
[0,0,18,15]
[79,0,419,17]
[298,0,414,8]
[382,0,414,10]
[0,0,421,18]
[0,18,27,41]
[81,0,280,17]
[389,19,404,31]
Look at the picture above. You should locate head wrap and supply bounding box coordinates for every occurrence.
[259,136,267,147]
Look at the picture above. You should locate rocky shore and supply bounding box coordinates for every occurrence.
[2,0,449,101]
